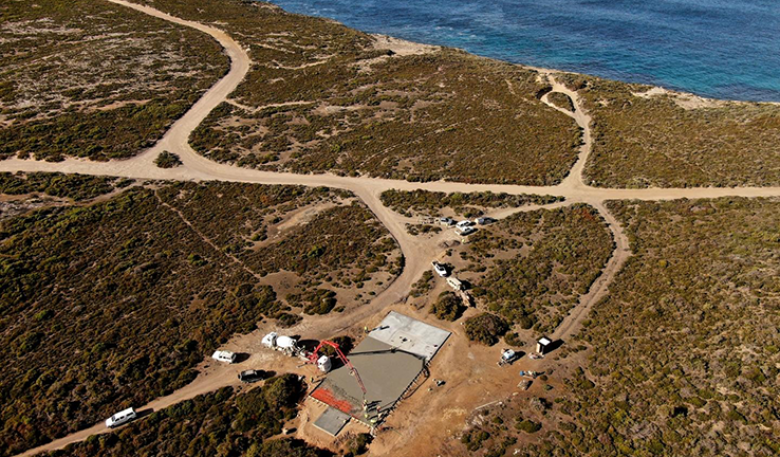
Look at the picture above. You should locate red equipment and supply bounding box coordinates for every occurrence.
[309,340,367,397]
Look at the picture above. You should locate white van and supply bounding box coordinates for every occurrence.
[105,407,137,428]
[211,350,237,364]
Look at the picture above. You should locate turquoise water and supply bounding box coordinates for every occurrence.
[266,0,780,102]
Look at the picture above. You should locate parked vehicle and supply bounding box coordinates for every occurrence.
[447,277,464,291]
[476,217,495,225]
[456,220,474,229]
[211,350,237,364]
[456,226,476,236]
[499,349,520,366]
[432,261,449,277]
[238,369,265,383]
[439,217,455,226]
[105,407,137,428]
[262,332,301,355]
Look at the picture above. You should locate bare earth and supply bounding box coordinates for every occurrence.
[6,1,780,456]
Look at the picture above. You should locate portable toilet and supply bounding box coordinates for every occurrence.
[317,355,332,372]
[536,337,552,354]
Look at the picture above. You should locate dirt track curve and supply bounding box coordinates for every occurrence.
[7,1,780,455]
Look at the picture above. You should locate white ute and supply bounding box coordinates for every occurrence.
[432,261,449,277]
[211,350,237,364]
[105,407,137,428]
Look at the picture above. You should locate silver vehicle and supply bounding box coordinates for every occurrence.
[105,407,137,428]
[439,217,455,226]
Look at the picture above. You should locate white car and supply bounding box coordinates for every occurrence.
[211,350,237,364]
[456,220,474,229]
[105,407,137,428]
[456,226,476,236]
[432,261,449,277]
[439,217,455,226]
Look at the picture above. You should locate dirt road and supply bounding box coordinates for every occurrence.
[7,1,780,456]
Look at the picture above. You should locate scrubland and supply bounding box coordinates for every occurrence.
[0,173,398,456]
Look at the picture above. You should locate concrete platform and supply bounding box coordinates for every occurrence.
[310,312,450,428]
[313,407,352,436]
[368,311,451,361]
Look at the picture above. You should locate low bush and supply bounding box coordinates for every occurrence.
[464,313,509,345]
[430,291,465,321]
[154,151,182,168]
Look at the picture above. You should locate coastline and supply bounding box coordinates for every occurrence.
[260,0,780,106]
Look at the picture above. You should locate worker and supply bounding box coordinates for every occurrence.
[364,326,369,334]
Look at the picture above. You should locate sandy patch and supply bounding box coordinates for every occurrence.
[633,86,730,110]
[371,34,438,57]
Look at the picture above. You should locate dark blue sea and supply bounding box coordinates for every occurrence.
[266,0,780,102]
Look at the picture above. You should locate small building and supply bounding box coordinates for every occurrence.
[536,337,552,354]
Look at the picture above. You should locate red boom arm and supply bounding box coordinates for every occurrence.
[309,340,367,396]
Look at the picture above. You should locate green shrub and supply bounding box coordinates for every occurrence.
[154,151,182,168]
[430,291,465,321]
[464,313,509,345]
[515,419,541,434]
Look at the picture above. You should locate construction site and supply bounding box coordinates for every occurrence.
[308,312,450,436]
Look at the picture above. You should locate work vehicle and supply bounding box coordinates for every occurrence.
[476,217,495,225]
[432,261,449,277]
[211,350,237,364]
[105,407,137,428]
[238,369,265,383]
[261,332,301,356]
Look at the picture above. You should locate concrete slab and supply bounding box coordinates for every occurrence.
[368,311,451,361]
[310,313,451,426]
[311,337,425,423]
[313,407,352,436]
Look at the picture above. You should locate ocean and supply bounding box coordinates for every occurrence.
[265,0,780,102]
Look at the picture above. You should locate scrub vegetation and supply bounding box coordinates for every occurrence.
[0,175,399,456]
[0,172,128,201]
[547,92,574,113]
[0,0,228,161]
[557,74,780,188]
[463,204,613,334]
[126,0,580,185]
[380,189,563,218]
[43,377,331,457]
[194,51,580,185]
[458,198,780,457]
[154,151,182,168]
